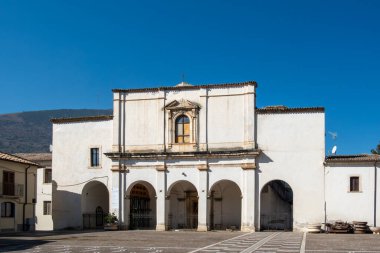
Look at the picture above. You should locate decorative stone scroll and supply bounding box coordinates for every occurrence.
[241,163,256,170]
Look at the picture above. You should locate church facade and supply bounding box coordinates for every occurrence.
[50,81,379,232]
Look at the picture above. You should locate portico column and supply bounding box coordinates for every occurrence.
[241,163,256,232]
[197,164,209,231]
[156,165,167,231]
[124,195,130,229]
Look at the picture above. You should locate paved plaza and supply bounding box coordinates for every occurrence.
[1,230,380,253]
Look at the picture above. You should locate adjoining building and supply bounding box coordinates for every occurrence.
[50,81,379,232]
[16,153,53,231]
[0,152,39,232]
[325,154,380,227]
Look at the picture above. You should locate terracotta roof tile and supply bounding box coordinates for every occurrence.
[112,81,257,93]
[257,105,324,114]
[15,153,52,162]
[325,154,380,163]
[0,152,40,166]
[51,115,113,124]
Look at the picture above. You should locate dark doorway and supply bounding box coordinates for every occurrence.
[260,180,293,231]
[95,206,104,227]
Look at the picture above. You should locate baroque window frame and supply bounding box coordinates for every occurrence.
[165,99,200,149]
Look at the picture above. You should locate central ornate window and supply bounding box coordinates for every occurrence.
[175,115,190,143]
[165,99,200,150]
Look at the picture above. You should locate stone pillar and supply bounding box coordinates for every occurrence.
[241,163,256,232]
[119,164,128,230]
[156,165,167,231]
[124,195,130,229]
[197,164,209,231]
[243,85,256,149]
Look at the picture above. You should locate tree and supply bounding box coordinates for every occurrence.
[371,143,380,155]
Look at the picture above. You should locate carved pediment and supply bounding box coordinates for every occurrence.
[165,99,200,110]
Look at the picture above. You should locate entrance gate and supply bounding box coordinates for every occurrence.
[95,206,104,226]
[129,184,153,229]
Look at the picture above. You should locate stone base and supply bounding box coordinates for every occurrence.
[156,224,166,231]
[241,225,255,232]
[197,225,208,232]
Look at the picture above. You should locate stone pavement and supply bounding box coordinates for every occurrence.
[1,230,380,253]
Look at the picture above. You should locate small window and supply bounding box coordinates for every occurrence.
[43,201,52,215]
[90,148,100,167]
[44,169,52,183]
[350,176,360,192]
[175,115,190,143]
[1,202,15,217]
[3,171,15,195]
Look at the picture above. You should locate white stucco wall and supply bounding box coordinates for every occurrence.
[52,119,113,230]
[257,111,325,231]
[112,84,256,153]
[325,163,377,226]
[35,167,53,230]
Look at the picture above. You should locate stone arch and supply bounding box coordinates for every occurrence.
[126,181,157,229]
[260,179,293,231]
[209,180,242,230]
[167,180,198,229]
[81,181,109,229]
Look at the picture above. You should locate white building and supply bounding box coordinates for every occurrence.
[16,153,53,231]
[50,81,379,232]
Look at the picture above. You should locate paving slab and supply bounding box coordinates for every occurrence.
[1,230,380,253]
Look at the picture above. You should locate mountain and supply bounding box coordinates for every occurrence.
[0,109,112,153]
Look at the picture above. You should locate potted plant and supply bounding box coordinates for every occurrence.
[104,212,118,231]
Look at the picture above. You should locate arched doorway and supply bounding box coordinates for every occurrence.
[168,181,198,229]
[209,180,242,230]
[260,180,293,231]
[128,182,156,229]
[81,181,109,229]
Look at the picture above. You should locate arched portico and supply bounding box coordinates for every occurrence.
[81,181,109,229]
[209,180,242,230]
[167,180,198,229]
[260,180,293,231]
[126,181,156,229]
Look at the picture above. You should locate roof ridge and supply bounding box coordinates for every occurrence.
[257,106,324,113]
[112,81,257,93]
[0,151,40,166]
[51,115,113,124]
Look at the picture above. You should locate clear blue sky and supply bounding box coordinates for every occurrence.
[0,0,379,154]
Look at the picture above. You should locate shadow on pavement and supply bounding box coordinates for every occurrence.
[0,238,50,252]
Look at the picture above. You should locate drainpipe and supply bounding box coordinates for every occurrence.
[323,161,327,230]
[23,165,31,231]
[163,89,166,153]
[374,160,378,227]
[118,92,122,225]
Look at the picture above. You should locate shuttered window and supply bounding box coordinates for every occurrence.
[43,201,52,215]
[175,115,190,143]
[44,169,52,183]
[90,148,100,167]
[350,176,360,192]
[1,202,15,217]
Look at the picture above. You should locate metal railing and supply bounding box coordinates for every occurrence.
[129,213,155,229]
[0,183,24,197]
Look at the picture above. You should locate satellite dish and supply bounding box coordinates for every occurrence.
[332,145,337,155]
